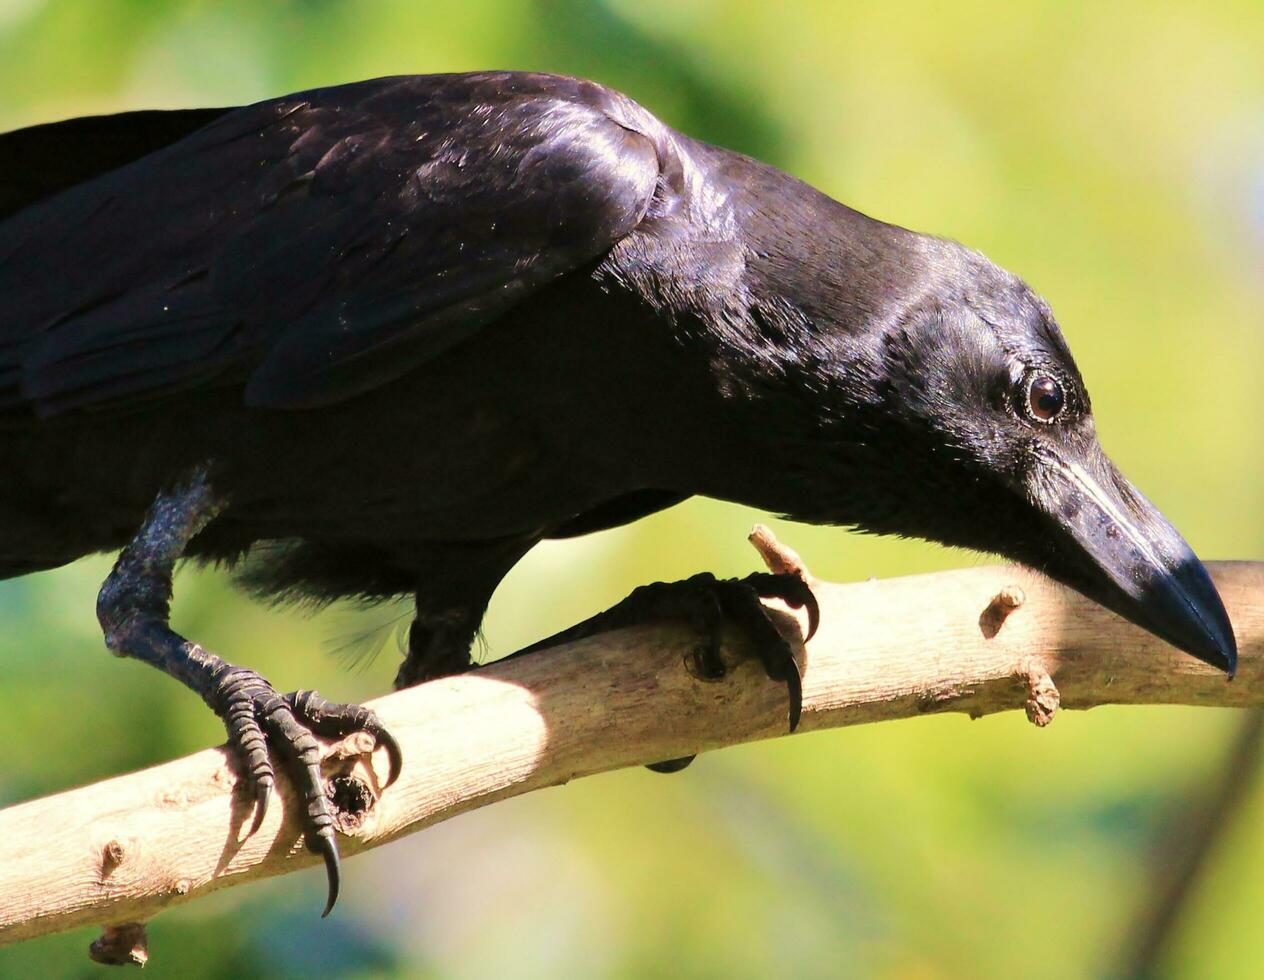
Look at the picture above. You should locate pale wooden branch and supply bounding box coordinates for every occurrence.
[2,530,1262,958]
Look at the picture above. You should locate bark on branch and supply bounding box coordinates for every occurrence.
[1,529,1261,959]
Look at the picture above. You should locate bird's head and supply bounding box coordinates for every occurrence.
[793,242,1236,674]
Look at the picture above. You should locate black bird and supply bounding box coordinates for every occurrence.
[0,72,1235,912]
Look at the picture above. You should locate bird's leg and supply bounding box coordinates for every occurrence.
[512,571,819,772]
[96,465,401,917]
[396,607,482,687]
[396,538,537,689]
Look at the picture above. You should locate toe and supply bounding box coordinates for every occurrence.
[258,703,342,913]
[715,581,803,733]
[285,691,404,788]
[216,669,277,836]
[684,589,727,679]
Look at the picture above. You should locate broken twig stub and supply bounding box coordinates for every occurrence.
[1022,665,1061,727]
[749,524,815,585]
[979,585,1026,639]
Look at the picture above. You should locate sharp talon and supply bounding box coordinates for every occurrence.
[318,835,341,918]
[778,578,819,641]
[786,663,803,732]
[377,729,404,787]
[803,591,820,641]
[249,781,270,836]
[745,572,819,642]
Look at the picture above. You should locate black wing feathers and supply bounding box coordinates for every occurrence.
[0,107,232,222]
[0,73,661,415]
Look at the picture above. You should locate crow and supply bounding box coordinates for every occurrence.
[0,71,1235,914]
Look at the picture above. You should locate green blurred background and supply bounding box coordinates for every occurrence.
[1,0,1262,976]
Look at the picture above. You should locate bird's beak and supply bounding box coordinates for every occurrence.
[1029,450,1236,675]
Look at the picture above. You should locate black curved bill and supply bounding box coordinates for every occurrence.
[1032,454,1236,675]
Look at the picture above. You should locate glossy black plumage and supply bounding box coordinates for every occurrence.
[0,72,1237,906]
[0,75,661,414]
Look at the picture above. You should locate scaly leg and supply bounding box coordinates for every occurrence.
[96,465,401,916]
[395,537,536,689]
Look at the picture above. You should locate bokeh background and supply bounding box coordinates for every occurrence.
[1,0,1262,976]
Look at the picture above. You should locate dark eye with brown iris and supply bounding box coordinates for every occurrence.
[1027,375,1065,422]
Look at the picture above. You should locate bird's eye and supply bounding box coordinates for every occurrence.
[1026,375,1065,422]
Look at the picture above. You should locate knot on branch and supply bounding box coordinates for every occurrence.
[100,838,132,878]
[328,774,376,834]
[1021,664,1060,727]
[979,585,1026,638]
[320,732,383,834]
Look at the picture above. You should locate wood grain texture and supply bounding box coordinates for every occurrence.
[1,541,1260,952]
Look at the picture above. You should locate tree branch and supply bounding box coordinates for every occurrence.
[2,530,1261,959]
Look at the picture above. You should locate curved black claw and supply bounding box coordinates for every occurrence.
[208,668,402,917]
[318,835,341,918]
[251,777,271,837]
[281,691,401,916]
[742,571,820,641]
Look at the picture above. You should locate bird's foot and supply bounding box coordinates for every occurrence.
[97,468,403,916]
[521,571,817,772]
[622,571,817,729]
[207,668,402,916]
